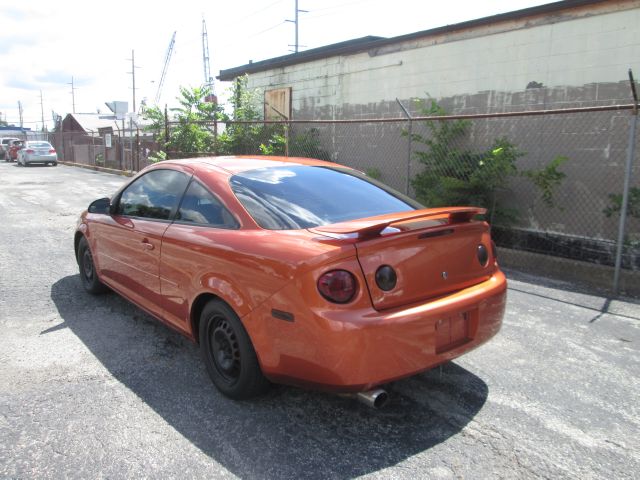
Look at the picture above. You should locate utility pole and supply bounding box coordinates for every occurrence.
[286,0,307,53]
[127,49,141,171]
[68,76,76,113]
[127,49,139,112]
[39,90,46,132]
[18,101,23,128]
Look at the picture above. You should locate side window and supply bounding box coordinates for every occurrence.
[117,169,189,220]
[176,181,238,229]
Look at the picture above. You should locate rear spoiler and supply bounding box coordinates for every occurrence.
[311,207,486,240]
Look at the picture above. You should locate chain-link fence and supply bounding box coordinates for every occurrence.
[48,130,156,171]
[50,105,639,295]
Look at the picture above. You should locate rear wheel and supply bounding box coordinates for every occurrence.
[199,300,269,399]
[77,236,108,294]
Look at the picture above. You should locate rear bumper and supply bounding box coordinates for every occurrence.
[245,270,507,392]
[24,155,57,163]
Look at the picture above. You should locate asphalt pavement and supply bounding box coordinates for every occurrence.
[0,162,639,479]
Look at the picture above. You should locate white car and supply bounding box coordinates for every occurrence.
[17,141,58,167]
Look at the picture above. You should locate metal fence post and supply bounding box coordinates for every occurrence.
[164,104,170,160]
[213,118,218,155]
[396,98,412,195]
[613,70,639,294]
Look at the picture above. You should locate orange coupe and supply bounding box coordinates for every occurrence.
[75,156,506,405]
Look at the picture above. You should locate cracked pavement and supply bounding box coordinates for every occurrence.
[1,162,639,479]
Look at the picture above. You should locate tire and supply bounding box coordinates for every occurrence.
[77,236,108,294]
[52,162,58,166]
[199,300,269,399]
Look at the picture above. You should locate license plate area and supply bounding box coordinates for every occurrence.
[435,311,471,353]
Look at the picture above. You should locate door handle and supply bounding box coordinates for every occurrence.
[141,239,155,251]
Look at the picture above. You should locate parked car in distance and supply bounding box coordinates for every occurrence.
[75,156,506,406]
[5,139,24,162]
[1,137,20,161]
[17,141,58,166]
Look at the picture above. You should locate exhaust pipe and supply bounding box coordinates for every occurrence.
[355,388,390,409]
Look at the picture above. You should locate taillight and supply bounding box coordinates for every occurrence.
[317,270,357,303]
[26,149,35,153]
[477,244,489,266]
[375,265,397,291]
[49,149,56,153]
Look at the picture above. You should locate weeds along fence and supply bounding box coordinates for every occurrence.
[50,104,640,295]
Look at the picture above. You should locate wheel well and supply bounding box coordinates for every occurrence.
[191,293,221,345]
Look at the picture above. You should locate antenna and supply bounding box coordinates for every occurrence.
[155,32,176,105]
[202,17,215,96]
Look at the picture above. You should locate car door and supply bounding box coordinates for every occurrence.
[159,179,241,333]
[95,168,191,318]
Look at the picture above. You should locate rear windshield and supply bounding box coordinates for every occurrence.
[230,165,421,230]
[28,142,51,148]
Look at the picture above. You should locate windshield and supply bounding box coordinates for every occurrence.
[230,165,422,230]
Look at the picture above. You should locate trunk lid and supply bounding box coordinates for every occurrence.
[312,207,496,311]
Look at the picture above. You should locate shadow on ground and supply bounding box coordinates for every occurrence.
[504,268,640,323]
[51,275,488,479]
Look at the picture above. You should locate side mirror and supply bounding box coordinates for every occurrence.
[88,197,111,214]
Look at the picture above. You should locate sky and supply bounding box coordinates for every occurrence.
[0,0,550,129]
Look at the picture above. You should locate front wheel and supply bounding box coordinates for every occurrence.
[199,300,269,399]
[77,236,108,294]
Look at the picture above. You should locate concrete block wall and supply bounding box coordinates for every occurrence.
[243,3,639,120]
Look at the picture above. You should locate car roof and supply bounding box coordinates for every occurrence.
[159,156,341,175]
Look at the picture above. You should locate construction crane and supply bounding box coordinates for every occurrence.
[155,31,176,105]
[202,18,217,103]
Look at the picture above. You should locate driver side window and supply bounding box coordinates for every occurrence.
[117,169,189,220]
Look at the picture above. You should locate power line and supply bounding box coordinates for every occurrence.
[233,0,287,24]
[306,0,371,14]
[246,20,287,39]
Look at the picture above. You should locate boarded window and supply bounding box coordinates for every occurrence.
[264,88,291,120]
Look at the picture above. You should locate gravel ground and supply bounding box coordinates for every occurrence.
[1,162,639,479]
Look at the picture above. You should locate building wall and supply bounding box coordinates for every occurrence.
[244,1,639,119]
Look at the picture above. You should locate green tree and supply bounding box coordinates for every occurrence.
[143,85,223,156]
[409,100,523,222]
[217,75,266,155]
[409,99,567,223]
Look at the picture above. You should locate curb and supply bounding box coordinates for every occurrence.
[58,161,135,177]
